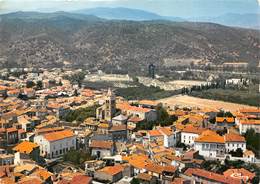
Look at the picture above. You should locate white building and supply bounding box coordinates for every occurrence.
[89,140,114,158]
[34,129,76,159]
[180,125,205,146]
[158,127,180,148]
[194,130,225,158]
[224,133,246,152]
[238,119,260,134]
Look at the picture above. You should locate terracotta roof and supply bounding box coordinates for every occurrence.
[110,125,127,131]
[123,154,151,169]
[223,168,255,181]
[159,127,173,136]
[148,130,163,137]
[240,119,260,125]
[171,177,187,184]
[18,178,42,184]
[33,168,53,181]
[195,130,225,143]
[243,149,255,156]
[117,102,151,113]
[89,140,113,149]
[43,130,74,142]
[137,173,152,181]
[6,127,17,133]
[128,116,143,123]
[184,168,237,184]
[71,174,92,184]
[98,165,124,176]
[224,133,245,142]
[180,125,205,134]
[13,141,39,154]
[216,117,235,123]
[145,163,164,174]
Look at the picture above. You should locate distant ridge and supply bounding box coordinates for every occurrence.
[74,7,185,22]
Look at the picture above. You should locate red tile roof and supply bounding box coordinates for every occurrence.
[13,141,39,154]
[43,130,74,142]
[98,165,124,176]
[89,140,113,149]
[148,130,163,137]
[195,130,225,144]
[71,174,92,184]
[185,168,238,184]
[224,133,245,142]
[223,168,255,181]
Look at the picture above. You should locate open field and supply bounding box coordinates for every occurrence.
[158,95,258,112]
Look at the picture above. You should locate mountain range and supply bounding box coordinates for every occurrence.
[0,10,259,74]
[74,7,260,29]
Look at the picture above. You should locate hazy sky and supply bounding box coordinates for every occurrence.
[0,0,260,17]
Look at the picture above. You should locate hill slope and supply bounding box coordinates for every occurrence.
[0,11,259,73]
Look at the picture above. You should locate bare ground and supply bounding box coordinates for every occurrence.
[157,95,257,112]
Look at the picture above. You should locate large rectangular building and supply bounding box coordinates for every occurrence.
[34,129,76,159]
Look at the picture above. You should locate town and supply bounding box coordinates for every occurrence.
[0,68,259,184]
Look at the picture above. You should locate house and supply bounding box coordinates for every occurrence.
[194,130,225,158]
[0,153,14,166]
[147,130,163,143]
[109,125,128,142]
[238,119,260,134]
[127,116,144,129]
[243,150,256,163]
[13,141,40,164]
[215,117,235,128]
[34,129,76,159]
[89,140,114,158]
[224,133,246,152]
[6,127,19,145]
[112,114,128,126]
[158,127,180,148]
[94,165,124,183]
[136,173,157,184]
[18,116,34,132]
[23,88,35,98]
[223,168,255,183]
[179,125,205,146]
[184,168,237,184]
[239,108,260,118]
[117,102,157,122]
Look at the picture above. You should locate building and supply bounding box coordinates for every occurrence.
[148,64,155,79]
[117,102,157,122]
[224,133,246,153]
[179,125,205,146]
[238,119,260,134]
[13,141,40,164]
[158,127,180,148]
[194,130,225,158]
[112,114,128,126]
[34,129,76,159]
[94,165,124,183]
[223,168,255,183]
[184,168,238,184]
[90,140,114,158]
[109,125,128,142]
[0,152,14,166]
[96,89,116,122]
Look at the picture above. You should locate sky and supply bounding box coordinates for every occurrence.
[0,0,260,17]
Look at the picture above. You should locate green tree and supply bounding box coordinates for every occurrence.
[131,178,140,184]
[26,80,35,88]
[36,80,43,90]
